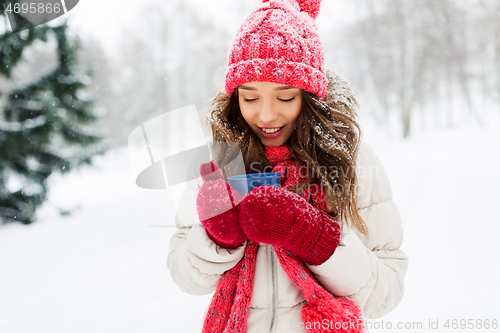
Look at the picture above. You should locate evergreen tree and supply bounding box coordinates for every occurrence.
[0,2,108,224]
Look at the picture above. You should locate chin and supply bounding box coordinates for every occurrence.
[261,138,286,147]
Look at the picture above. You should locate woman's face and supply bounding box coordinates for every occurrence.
[237,81,302,147]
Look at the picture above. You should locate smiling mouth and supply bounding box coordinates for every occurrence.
[258,126,285,134]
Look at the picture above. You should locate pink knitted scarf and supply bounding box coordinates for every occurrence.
[202,144,364,333]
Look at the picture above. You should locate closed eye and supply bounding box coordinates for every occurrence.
[243,97,296,102]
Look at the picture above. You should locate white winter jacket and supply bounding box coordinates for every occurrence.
[167,141,408,333]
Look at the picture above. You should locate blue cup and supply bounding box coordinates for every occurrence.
[227,172,281,196]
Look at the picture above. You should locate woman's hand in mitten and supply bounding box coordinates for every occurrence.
[239,185,341,265]
[196,161,246,249]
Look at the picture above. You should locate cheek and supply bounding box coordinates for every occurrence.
[239,104,255,124]
[288,103,301,124]
[239,106,249,123]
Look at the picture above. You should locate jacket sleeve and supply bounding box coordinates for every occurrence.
[167,177,246,296]
[306,142,409,319]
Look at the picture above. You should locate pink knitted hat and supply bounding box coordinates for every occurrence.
[225,0,328,100]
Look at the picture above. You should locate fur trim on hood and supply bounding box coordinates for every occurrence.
[324,68,359,121]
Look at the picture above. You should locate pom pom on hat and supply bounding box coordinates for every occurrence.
[263,0,322,19]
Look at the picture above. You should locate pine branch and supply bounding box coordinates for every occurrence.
[0,115,46,132]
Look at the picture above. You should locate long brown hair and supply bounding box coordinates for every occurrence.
[205,69,368,236]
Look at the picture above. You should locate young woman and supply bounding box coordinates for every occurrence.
[167,0,408,332]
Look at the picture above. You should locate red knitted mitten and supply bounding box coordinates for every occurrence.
[196,161,246,249]
[239,185,340,265]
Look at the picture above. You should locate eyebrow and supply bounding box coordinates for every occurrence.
[238,85,296,91]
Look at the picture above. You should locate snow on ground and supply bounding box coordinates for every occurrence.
[367,127,500,332]
[1,126,499,333]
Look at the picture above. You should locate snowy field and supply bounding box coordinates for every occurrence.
[1,125,500,333]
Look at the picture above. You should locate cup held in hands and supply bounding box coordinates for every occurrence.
[227,172,281,196]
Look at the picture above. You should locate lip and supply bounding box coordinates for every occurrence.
[258,125,285,138]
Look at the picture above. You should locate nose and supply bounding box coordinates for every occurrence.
[258,100,279,124]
